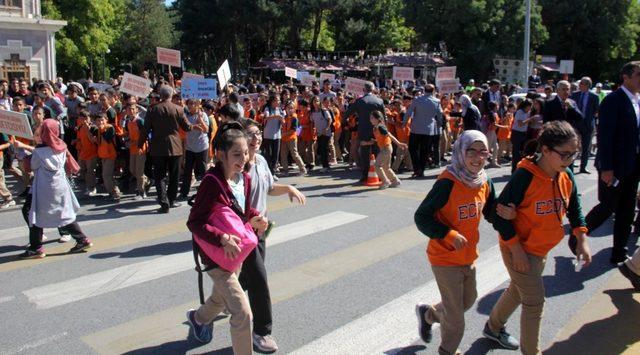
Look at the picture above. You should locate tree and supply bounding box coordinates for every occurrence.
[42,0,127,79]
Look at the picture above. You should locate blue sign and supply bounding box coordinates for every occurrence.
[181,78,218,99]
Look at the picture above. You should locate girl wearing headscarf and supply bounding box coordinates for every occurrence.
[450,94,482,131]
[15,119,92,259]
[413,130,514,354]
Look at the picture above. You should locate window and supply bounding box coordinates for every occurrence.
[0,0,22,8]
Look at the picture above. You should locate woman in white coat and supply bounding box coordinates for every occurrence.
[16,119,92,259]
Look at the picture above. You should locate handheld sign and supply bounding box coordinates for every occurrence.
[559,60,574,74]
[181,79,218,100]
[436,66,457,81]
[216,59,232,88]
[300,74,317,87]
[182,72,204,80]
[120,72,152,98]
[285,67,298,79]
[344,77,369,96]
[392,67,414,81]
[436,78,460,95]
[156,47,181,67]
[319,72,335,83]
[0,110,33,140]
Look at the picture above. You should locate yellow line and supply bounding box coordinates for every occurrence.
[81,225,424,354]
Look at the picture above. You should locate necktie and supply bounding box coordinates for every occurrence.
[581,92,586,114]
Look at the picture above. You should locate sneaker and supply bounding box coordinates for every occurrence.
[20,249,46,259]
[186,309,213,343]
[85,188,97,197]
[415,303,433,343]
[390,181,402,188]
[618,262,640,291]
[0,199,16,209]
[483,322,519,350]
[379,182,390,190]
[273,175,279,181]
[69,238,93,253]
[41,234,48,242]
[134,193,143,201]
[252,333,279,353]
[58,234,72,243]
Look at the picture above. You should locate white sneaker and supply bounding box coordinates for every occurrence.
[252,333,279,353]
[41,234,48,242]
[0,199,16,209]
[85,188,97,197]
[58,234,72,243]
[390,181,401,188]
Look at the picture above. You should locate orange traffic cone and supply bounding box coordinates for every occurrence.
[365,154,382,186]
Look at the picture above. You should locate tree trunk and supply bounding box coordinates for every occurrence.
[311,9,323,51]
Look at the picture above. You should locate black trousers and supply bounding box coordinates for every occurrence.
[317,135,331,169]
[426,134,440,167]
[358,141,379,180]
[579,125,594,171]
[180,150,207,196]
[510,130,528,173]
[239,238,272,336]
[262,138,280,173]
[584,161,640,258]
[409,133,429,176]
[152,155,180,208]
[22,194,87,251]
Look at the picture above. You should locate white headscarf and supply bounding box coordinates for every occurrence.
[446,130,489,188]
[459,94,481,118]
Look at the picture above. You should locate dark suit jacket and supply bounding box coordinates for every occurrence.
[139,100,191,157]
[570,91,599,128]
[343,93,385,140]
[481,89,501,114]
[595,88,639,178]
[542,96,583,126]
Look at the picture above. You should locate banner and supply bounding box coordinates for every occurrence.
[319,72,335,83]
[436,78,460,95]
[120,72,152,98]
[344,77,369,96]
[285,67,298,79]
[182,72,204,80]
[0,110,33,139]
[156,47,181,67]
[216,59,232,88]
[296,71,309,81]
[181,78,218,100]
[91,83,113,93]
[300,74,317,87]
[559,60,574,74]
[436,66,456,81]
[392,67,414,81]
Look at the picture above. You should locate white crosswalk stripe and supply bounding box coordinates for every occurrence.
[22,211,367,309]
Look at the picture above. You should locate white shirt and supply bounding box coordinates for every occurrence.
[621,85,640,126]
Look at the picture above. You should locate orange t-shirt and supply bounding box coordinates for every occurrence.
[77,124,98,160]
[298,109,316,142]
[497,112,513,141]
[126,118,147,155]
[97,125,117,160]
[373,124,391,148]
[282,114,298,142]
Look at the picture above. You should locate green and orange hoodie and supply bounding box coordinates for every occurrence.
[492,158,587,257]
[414,170,496,266]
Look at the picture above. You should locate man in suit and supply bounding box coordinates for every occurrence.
[403,85,443,177]
[139,85,193,213]
[543,80,584,126]
[343,81,386,183]
[570,77,600,174]
[577,61,640,264]
[481,79,502,114]
[528,68,542,89]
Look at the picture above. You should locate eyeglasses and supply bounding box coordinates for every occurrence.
[465,148,490,158]
[246,131,262,139]
[551,147,579,161]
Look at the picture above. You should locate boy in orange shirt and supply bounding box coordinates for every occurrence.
[76,110,98,196]
[296,99,316,171]
[124,102,148,199]
[95,113,121,201]
[390,99,412,172]
[280,100,307,175]
[360,110,404,189]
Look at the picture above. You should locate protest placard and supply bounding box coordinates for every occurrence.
[296,71,309,81]
[156,47,181,67]
[120,72,152,98]
[559,60,574,74]
[436,78,460,94]
[285,67,298,79]
[216,59,232,88]
[319,72,335,83]
[392,67,414,81]
[0,110,33,139]
[181,79,218,100]
[344,77,369,96]
[436,66,457,81]
[300,74,317,87]
[91,83,113,93]
[182,72,204,80]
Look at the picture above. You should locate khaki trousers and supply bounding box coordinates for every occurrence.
[425,264,477,354]
[280,139,306,173]
[195,268,253,355]
[489,247,546,355]
[79,157,97,190]
[392,144,413,171]
[101,158,120,196]
[298,140,315,167]
[129,154,147,193]
[0,156,11,201]
[375,146,399,184]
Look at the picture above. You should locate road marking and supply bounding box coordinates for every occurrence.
[0,295,15,304]
[80,225,423,353]
[23,212,366,309]
[291,244,508,354]
[0,218,112,244]
[0,332,68,355]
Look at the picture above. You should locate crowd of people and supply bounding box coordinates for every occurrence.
[1,60,640,354]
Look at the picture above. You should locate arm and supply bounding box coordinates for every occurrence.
[268,183,306,204]
[482,178,497,223]
[414,179,456,240]
[186,174,226,245]
[139,112,151,148]
[403,101,415,126]
[595,96,616,173]
[566,170,587,231]
[491,168,533,246]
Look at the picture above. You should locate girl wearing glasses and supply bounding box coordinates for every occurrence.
[484,120,592,354]
[414,130,514,354]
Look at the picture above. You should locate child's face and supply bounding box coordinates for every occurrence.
[245,126,262,154]
[88,91,98,103]
[508,107,516,114]
[33,109,44,123]
[12,101,25,113]
[222,138,249,175]
[464,141,489,175]
[187,101,199,114]
[285,104,295,116]
[99,95,109,108]
[125,105,138,117]
[541,139,579,174]
[369,115,380,126]
[97,117,107,129]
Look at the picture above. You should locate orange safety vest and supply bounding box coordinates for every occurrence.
[77,124,98,160]
[126,118,147,155]
[373,124,391,148]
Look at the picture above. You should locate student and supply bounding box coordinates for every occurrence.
[497,103,515,163]
[391,99,412,172]
[310,95,332,172]
[485,101,501,168]
[413,130,512,355]
[95,113,121,201]
[296,99,316,171]
[180,99,210,198]
[186,123,268,355]
[279,100,307,176]
[124,103,149,199]
[360,110,404,189]
[76,110,98,196]
[262,95,284,175]
[485,121,592,354]
[0,132,14,209]
[510,99,532,172]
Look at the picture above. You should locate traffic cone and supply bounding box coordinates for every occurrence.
[365,154,382,186]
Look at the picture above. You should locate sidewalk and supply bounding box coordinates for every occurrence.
[544,269,640,355]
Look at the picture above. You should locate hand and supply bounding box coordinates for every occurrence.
[250,215,269,233]
[496,203,517,220]
[287,186,306,204]
[398,143,408,149]
[450,233,468,250]
[600,170,614,186]
[509,243,530,272]
[575,234,592,268]
[221,234,241,259]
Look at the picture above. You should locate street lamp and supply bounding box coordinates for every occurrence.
[523,0,531,86]
[103,48,111,81]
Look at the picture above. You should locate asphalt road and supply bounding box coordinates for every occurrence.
[0,158,631,355]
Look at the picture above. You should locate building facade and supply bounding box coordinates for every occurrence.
[0,0,66,81]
